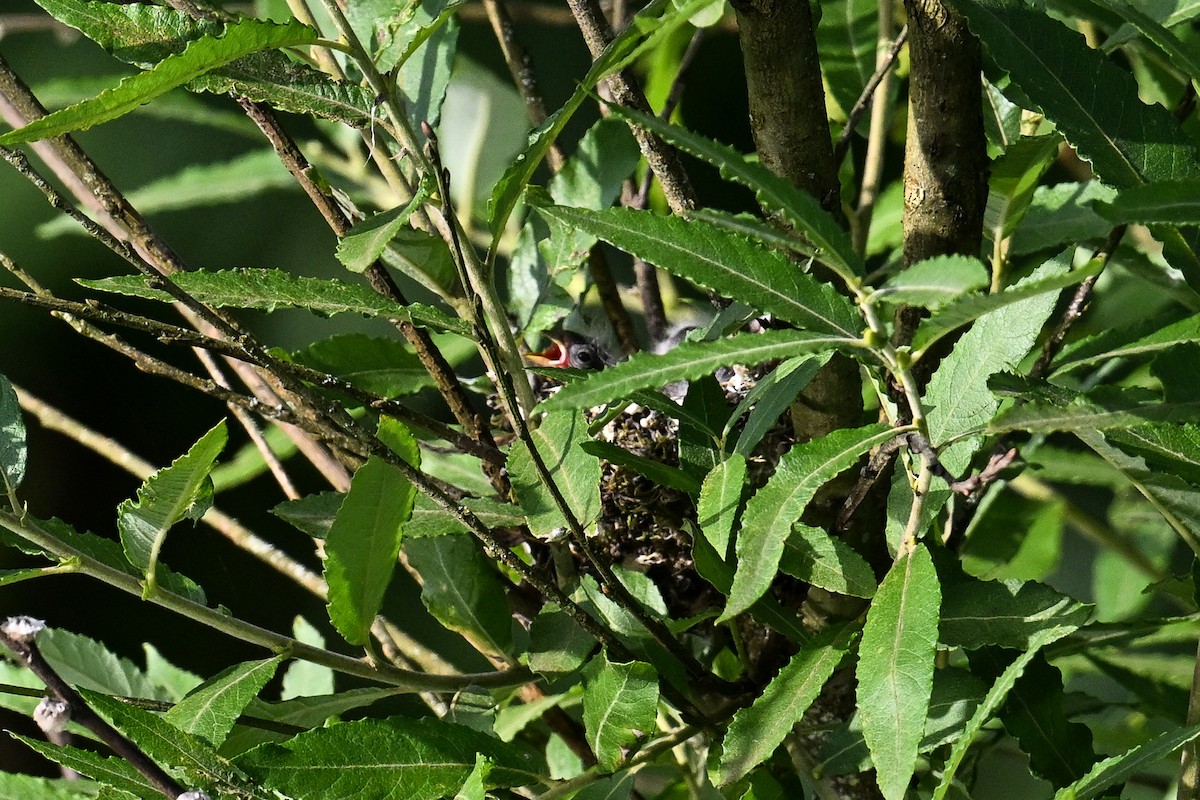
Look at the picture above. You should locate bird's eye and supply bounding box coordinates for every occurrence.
[575,348,594,365]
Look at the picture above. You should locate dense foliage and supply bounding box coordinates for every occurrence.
[2,0,1200,798]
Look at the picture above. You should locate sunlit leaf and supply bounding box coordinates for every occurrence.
[723,424,894,621]
[581,652,658,772]
[857,545,940,800]
[116,421,226,595]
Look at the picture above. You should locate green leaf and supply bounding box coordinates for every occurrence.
[985,135,1062,241]
[1094,180,1200,227]
[237,717,542,798]
[324,420,418,645]
[581,652,659,772]
[603,105,864,283]
[988,390,1200,435]
[1010,181,1118,256]
[0,372,25,495]
[542,331,853,413]
[38,628,165,701]
[856,545,940,800]
[534,205,861,337]
[931,628,1068,799]
[923,255,1071,473]
[405,534,515,658]
[580,440,701,495]
[730,354,830,456]
[943,0,1200,187]
[1053,311,1200,374]
[271,491,343,539]
[938,574,1090,650]
[10,734,158,799]
[0,771,103,799]
[487,0,721,236]
[723,424,894,620]
[163,656,284,748]
[869,255,990,311]
[975,649,1097,787]
[336,186,435,274]
[507,410,602,538]
[116,421,226,595]
[0,19,317,145]
[81,689,245,785]
[1092,0,1200,82]
[1052,721,1200,800]
[1108,423,1200,485]
[570,772,637,800]
[779,524,878,599]
[223,687,407,754]
[280,617,335,700]
[697,455,746,559]
[405,494,525,538]
[816,0,881,125]
[714,625,854,785]
[78,270,468,333]
[290,334,436,397]
[35,0,220,65]
[40,150,296,237]
[528,603,594,677]
[912,254,1100,354]
[1077,429,1200,555]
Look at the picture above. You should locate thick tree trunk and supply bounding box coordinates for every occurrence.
[901,0,988,267]
[731,0,842,214]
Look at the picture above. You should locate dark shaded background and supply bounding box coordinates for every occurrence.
[0,0,755,773]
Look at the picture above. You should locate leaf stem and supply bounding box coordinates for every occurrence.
[0,511,528,692]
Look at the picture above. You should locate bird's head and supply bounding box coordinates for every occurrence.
[525,332,606,370]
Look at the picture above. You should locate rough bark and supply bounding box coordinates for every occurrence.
[731,0,842,214]
[896,0,988,380]
[901,0,988,268]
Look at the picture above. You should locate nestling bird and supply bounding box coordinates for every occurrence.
[524,331,610,370]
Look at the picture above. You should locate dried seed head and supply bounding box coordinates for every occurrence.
[33,697,70,735]
[2,616,45,642]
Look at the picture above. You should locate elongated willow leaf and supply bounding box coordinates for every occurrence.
[1052,312,1200,374]
[324,420,418,646]
[1108,423,1200,486]
[1051,721,1200,800]
[604,105,864,284]
[923,256,1071,474]
[36,0,378,128]
[164,656,284,748]
[540,331,855,413]
[13,733,162,796]
[0,373,25,495]
[35,0,221,66]
[1094,180,1200,228]
[943,0,1200,188]
[912,257,1101,354]
[1077,429,1200,556]
[534,205,861,337]
[721,424,896,621]
[0,19,316,145]
[931,627,1073,800]
[988,391,1200,435]
[697,455,747,558]
[40,150,296,238]
[869,254,989,311]
[487,0,721,237]
[715,625,855,785]
[1093,0,1200,82]
[857,545,940,800]
[81,689,242,785]
[117,421,226,596]
[779,524,877,599]
[237,717,541,798]
[79,270,468,334]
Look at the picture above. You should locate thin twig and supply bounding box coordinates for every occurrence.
[1032,225,1127,378]
[832,25,908,169]
[0,620,186,799]
[852,10,903,256]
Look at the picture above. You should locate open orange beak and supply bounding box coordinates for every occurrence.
[525,336,572,368]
